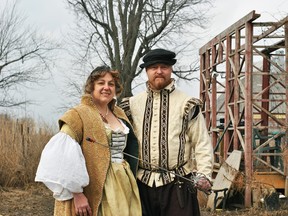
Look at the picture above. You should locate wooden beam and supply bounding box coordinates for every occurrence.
[199,10,260,55]
[253,172,286,189]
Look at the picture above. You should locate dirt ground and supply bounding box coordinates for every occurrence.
[1,183,288,216]
[0,183,54,216]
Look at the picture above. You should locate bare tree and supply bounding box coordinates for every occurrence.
[66,0,212,99]
[0,1,57,107]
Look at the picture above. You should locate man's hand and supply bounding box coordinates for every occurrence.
[193,173,212,195]
[73,193,92,216]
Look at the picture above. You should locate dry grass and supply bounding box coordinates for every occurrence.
[0,114,55,187]
[1,113,288,215]
[0,183,54,216]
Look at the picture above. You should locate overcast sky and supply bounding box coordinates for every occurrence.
[1,0,288,126]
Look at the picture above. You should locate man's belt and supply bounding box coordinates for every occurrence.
[140,161,188,174]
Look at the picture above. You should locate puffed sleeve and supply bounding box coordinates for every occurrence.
[35,132,89,201]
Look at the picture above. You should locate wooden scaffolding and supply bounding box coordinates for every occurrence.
[199,10,288,207]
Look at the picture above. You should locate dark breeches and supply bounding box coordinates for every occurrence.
[137,175,200,216]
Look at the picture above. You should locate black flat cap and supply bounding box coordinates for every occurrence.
[139,48,177,69]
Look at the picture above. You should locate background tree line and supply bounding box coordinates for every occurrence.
[0,0,212,111]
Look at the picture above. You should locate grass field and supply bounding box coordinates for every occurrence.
[1,113,288,215]
[0,114,54,187]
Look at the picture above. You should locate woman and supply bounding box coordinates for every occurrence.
[35,66,141,216]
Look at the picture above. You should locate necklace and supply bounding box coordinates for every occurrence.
[96,106,109,123]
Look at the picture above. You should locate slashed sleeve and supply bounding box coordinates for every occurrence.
[186,100,214,180]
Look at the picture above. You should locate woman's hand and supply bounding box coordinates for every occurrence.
[73,192,92,216]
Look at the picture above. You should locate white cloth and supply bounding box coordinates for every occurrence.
[126,80,214,187]
[35,132,89,201]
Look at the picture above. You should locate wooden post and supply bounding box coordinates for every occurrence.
[284,22,288,197]
[244,20,253,208]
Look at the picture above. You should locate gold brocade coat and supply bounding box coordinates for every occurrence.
[53,94,139,216]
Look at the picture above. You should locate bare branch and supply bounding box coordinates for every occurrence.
[65,0,212,99]
[0,0,58,107]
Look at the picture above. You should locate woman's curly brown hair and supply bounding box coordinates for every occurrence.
[84,65,123,96]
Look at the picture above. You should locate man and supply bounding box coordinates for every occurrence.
[120,48,213,216]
